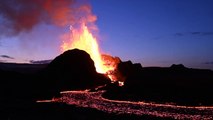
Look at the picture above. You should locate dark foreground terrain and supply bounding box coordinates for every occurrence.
[103,63,213,106]
[1,102,167,120]
[0,49,213,119]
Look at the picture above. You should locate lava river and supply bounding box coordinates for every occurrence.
[47,90,213,120]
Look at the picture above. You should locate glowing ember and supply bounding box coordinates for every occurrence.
[61,22,116,80]
[118,81,124,86]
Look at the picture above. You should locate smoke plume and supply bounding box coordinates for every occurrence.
[0,0,96,36]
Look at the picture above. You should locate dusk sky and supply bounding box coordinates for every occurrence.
[0,0,213,70]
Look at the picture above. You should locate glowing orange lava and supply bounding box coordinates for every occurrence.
[61,22,115,79]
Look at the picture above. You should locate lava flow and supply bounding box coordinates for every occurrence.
[55,90,213,120]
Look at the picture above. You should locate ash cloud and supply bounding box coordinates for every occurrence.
[0,0,74,36]
[0,55,14,59]
[0,0,95,36]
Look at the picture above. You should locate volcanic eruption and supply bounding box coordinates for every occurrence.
[0,0,121,82]
[60,4,120,82]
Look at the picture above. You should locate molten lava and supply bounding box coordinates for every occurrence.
[61,22,116,80]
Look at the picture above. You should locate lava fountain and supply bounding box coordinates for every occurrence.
[60,3,121,82]
[61,23,104,73]
[61,22,117,81]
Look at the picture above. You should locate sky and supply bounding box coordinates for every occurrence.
[0,0,213,70]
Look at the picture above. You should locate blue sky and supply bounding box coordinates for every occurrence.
[0,0,213,69]
[91,0,213,69]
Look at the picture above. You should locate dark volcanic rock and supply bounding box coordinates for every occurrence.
[45,49,110,91]
[104,63,213,106]
[48,49,96,76]
[115,61,143,83]
[117,61,142,77]
[170,64,187,70]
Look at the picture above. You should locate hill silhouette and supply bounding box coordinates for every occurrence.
[103,63,213,106]
[0,49,110,104]
[45,49,110,91]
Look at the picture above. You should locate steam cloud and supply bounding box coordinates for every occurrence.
[0,0,97,36]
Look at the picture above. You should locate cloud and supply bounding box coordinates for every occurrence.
[0,55,14,59]
[175,33,184,36]
[0,59,7,63]
[191,32,201,35]
[204,61,213,65]
[201,32,213,36]
[175,32,213,36]
[0,0,96,36]
[29,59,52,64]
[190,32,213,36]
[0,0,74,36]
